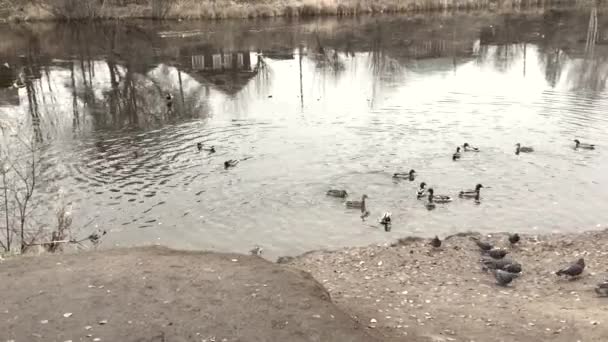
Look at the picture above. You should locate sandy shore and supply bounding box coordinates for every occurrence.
[288,230,608,341]
[2,230,608,341]
[0,246,379,342]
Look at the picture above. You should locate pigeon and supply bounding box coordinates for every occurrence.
[509,233,520,245]
[556,258,585,278]
[487,248,508,259]
[430,236,442,248]
[249,246,263,256]
[503,263,522,274]
[470,237,493,252]
[595,281,608,297]
[481,256,513,271]
[494,269,519,286]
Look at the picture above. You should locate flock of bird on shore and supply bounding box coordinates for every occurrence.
[325,140,607,293]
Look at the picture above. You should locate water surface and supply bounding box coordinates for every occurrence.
[1,9,608,257]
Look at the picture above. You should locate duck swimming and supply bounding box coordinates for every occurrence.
[452,147,461,161]
[416,182,427,199]
[427,188,452,203]
[459,184,483,198]
[224,160,239,169]
[463,143,479,152]
[346,194,368,212]
[574,139,595,150]
[515,143,534,155]
[379,212,392,231]
[326,189,348,198]
[393,169,416,181]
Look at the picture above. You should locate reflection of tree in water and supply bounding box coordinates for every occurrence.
[311,33,345,78]
[566,4,608,92]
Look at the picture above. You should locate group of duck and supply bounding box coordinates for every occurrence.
[326,139,597,229]
[427,233,608,294]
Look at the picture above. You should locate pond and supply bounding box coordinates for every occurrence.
[1,8,607,257]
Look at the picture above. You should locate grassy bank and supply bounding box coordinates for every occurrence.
[0,0,587,21]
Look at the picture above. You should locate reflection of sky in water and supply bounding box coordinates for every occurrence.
[1,12,608,257]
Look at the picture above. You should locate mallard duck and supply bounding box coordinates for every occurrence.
[427,188,452,203]
[346,194,368,212]
[224,160,239,169]
[459,184,483,198]
[416,182,427,199]
[327,189,348,198]
[393,169,416,181]
[463,142,479,152]
[574,139,595,150]
[452,147,461,161]
[379,212,392,231]
[515,143,534,155]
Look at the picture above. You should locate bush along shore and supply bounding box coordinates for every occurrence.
[0,0,585,21]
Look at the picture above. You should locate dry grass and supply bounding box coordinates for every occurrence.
[0,0,584,21]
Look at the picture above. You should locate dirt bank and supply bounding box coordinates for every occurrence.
[0,0,577,21]
[0,246,380,342]
[289,230,608,342]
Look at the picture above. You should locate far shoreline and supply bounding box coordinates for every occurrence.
[0,0,591,22]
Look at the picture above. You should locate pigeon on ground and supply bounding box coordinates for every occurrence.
[556,258,585,278]
[430,236,442,248]
[470,237,493,252]
[486,248,509,259]
[250,246,263,256]
[509,233,520,245]
[595,281,608,297]
[494,269,519,286]
[503,263,522,274]
[481,256,512,271]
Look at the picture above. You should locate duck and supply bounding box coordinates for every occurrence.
[427,188,452,203]
[198,144,216,153]
[574,139,595,150]
[416,182,427,199]
[379,212,392,231]
[393,169,416,181]
[346,194,368,212]
[515,143,534,155]
[326,189,348,198]
[452,147,461,161]
[459,184,483,199]
[224,160,239,169]
[463,142,479,152]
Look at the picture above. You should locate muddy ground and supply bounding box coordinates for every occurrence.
[289,230,608,342]
[0,246,380,342]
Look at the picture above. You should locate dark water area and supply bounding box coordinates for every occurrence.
[1,8,608,257]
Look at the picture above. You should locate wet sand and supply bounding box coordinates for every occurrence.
[289,230,608,341]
